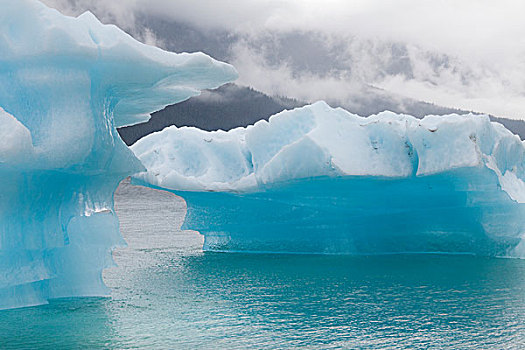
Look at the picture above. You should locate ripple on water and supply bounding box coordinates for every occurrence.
[0,180,523,349]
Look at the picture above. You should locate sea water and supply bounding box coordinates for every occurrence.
[0,180,523,349]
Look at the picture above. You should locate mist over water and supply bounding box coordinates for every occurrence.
[0,181,523,349]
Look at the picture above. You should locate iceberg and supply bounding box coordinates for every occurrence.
[132,102,525,257]
[0,0,237,310]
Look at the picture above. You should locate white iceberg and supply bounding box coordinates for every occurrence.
[0,0,237,310]
[133,102,525,256]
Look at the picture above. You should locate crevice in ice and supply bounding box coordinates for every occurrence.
[404,139,419,177]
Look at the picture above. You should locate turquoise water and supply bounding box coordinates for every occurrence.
[0,181,524,349]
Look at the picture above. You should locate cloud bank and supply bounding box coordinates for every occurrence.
[42,0,525,120]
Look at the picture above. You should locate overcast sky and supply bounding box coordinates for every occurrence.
[43,0,525,120]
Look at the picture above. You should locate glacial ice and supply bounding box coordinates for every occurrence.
[0,0,237,310]
[133,102,525,257]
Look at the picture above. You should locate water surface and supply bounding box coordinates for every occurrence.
[0,180,523,349]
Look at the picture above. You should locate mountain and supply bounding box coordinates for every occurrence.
[118,84,303,145]
[118,84,525,145]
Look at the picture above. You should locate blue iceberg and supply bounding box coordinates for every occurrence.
[0,0,237,309]
[133,102,525,257]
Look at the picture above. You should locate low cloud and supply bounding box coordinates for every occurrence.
[42,0,525,120]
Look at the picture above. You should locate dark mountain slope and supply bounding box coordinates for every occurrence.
[118,84,303,145]
[118,84,525,145]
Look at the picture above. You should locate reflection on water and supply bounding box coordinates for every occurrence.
[0,298,114,349]
[0,180,523,349]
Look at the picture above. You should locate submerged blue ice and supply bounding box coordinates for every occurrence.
[0,0,237,309]
[133,102,525,257]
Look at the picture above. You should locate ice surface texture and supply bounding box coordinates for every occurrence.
[0,0,237,310]
[133,102,525,256]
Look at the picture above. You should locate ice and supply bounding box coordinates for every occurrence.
[132,101,524,195]
[0,107,33,163]
[133,102,525,257]
[0,0,236,310]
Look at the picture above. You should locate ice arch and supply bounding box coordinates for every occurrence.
[0,0,237,309]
